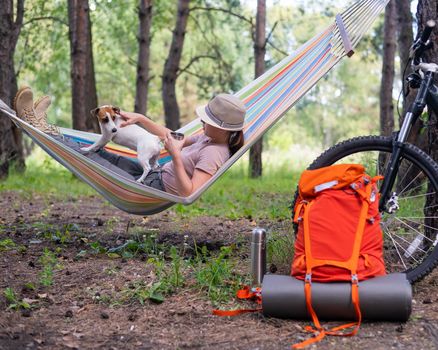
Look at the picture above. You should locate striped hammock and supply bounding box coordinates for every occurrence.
[0,0,389,215]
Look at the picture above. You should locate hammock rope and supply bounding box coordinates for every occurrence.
[0,0,390,215]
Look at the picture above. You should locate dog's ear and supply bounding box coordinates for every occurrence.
[112,106,121,114]
[90,107,100,117]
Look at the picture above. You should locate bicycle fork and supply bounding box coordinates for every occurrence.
[378,72,435,212]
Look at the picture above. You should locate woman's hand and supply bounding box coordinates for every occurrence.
[164,131,185,157]
[119,111,145,128]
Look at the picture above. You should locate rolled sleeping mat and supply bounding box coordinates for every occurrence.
[262,273,412,321]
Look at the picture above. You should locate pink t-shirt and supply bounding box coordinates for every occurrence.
[161,134,230,195]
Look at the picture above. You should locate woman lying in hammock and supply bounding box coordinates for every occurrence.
[13,87,246,196]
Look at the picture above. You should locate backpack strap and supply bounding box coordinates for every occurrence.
[212,286,262,316]
[293,179,374,348]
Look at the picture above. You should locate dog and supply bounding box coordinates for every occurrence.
[80,105,161,183]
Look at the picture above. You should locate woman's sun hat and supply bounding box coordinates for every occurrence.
[195,93,246,131]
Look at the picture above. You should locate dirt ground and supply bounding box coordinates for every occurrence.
[0,191,437,350]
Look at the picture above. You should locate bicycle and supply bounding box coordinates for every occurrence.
[293,20,438,284]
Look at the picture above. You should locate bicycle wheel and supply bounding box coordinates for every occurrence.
[294,135,438,283]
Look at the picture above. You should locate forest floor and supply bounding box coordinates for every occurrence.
[0,191,437,350]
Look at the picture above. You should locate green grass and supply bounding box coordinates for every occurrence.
[38,248,62,287]
[0,149,306,220]
[3,287,31,310]
[0,148,94,198]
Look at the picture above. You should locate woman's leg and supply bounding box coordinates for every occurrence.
[96,149,144,178]
[52,136,139,181]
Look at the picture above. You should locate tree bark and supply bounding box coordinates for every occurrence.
[379,0,396,137]
[416,0,438,243]
[396,0,425,148]
[417,0,438,162]
[0,0,25,179]
[68,0,98,132]
[396,0,414,97]
[249,0,266,178]
[162,0,190,130]
[135,0,153,115]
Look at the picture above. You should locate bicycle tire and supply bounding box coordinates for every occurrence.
[292,135,438,283]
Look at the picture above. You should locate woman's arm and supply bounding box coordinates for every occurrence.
[120,111,171,139]
[164,132,212,196]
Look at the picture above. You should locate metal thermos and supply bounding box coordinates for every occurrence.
[251,228,267,286]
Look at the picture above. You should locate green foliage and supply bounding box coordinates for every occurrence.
[3,287,31,310]
[38,248,60,287]
[0,149,95,198]
[122,246,185,304]
[0,238,16,251]
[107,228,162,259]
[193,245,244,305]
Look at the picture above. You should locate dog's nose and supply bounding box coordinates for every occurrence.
[112,128,117,133]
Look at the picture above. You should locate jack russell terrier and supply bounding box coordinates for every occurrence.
[81,105,161,183]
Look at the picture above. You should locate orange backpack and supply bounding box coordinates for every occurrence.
[291,164,386,348]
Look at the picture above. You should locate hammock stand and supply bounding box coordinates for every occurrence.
[0,0,389,215]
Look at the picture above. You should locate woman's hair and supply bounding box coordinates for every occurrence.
[228,130,244,156]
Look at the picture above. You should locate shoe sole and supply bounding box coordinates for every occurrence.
[13,86,31,114]
[34,96,60,137]
[34,95,50,110]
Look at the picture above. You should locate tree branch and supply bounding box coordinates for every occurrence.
[23,16,69,27]
[267,40,289,57]
[264,21,279,48]
[15,0,25,27]
[190,6,253,27]
[177,55,217,77]
[180,69,209,80]
[188,14,234,86]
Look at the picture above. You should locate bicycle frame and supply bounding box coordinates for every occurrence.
[379,71,438,212]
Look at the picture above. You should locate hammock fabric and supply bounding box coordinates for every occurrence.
[0,0,389,215]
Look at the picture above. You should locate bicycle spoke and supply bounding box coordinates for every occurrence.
[394,217,435,243]
[398,192,437,200]
[398,177,426,198]
[397,161,416,193]
[384,228,409,269]
[395,203,438,216]
[389,230,427,254]
[400,218,438,235]
[387,229,420,264]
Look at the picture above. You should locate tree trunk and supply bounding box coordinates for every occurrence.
[249,0,266,178]
[68,0,98,132]
[135,0,153,115]
[379,0,396,137]
[417,0,438,162]
[416,0,438,245]
[396,0,425,148]
[0,0,25,179]
[161,0,190,130]
[396,0,414,102]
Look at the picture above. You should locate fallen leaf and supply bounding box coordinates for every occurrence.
[22,298,38,304]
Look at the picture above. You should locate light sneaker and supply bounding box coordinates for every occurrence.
[13,87,60,136]
[34,95,60,135]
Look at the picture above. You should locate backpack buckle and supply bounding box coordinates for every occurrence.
[305,273,312,284]
[351,274,359,284]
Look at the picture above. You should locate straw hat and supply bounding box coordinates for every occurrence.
[195,94,246,131]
